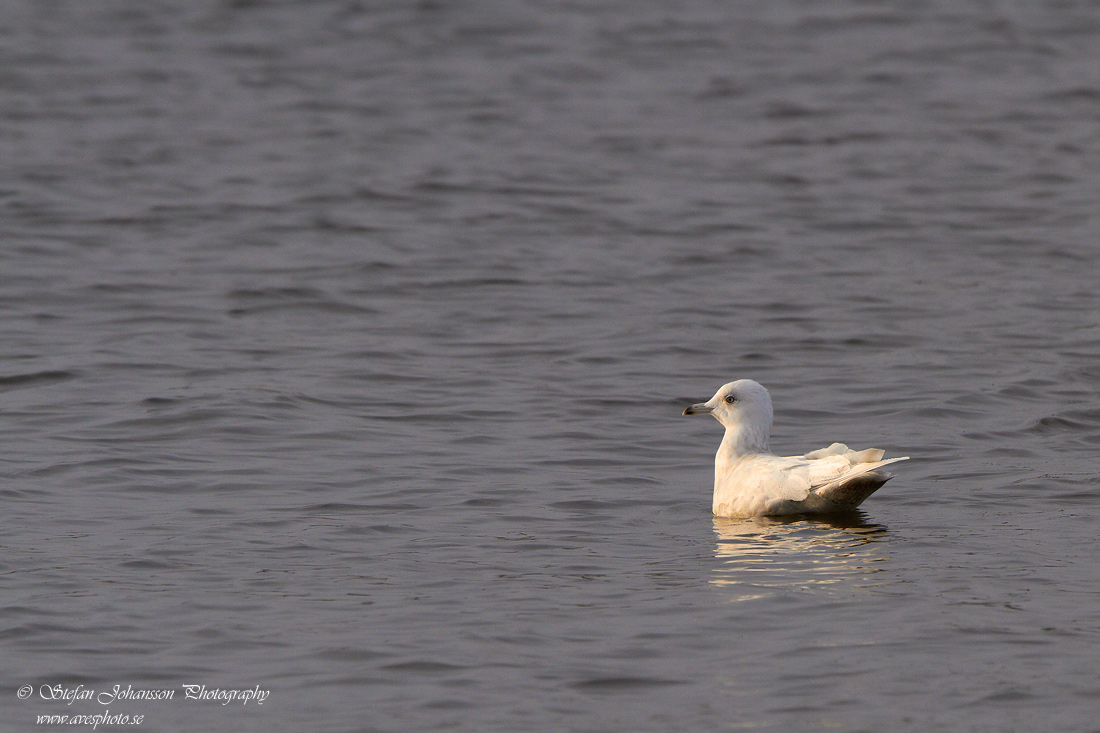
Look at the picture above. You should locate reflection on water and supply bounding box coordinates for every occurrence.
[711,514,888,600]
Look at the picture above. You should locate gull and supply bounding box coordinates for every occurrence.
[683,380,908,517]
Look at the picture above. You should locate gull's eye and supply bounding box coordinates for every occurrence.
[724,394,736,404]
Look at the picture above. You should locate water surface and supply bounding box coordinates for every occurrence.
[3,1,1100,730]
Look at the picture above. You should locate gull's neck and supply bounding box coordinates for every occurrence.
[714,423,769,491]
[713,423,768,494]
[718,420,770,458]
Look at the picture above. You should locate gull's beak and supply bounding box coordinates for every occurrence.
[683,402,713,416]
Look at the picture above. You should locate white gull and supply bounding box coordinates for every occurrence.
[683,379,908,517]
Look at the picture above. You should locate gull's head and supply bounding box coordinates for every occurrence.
[683,379,773,452]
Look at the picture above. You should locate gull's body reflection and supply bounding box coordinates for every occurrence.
[712,513,887,600]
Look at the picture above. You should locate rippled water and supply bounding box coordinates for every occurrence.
[3,1,1100,730]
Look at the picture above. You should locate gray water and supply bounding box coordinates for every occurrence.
[3,1,1100,731]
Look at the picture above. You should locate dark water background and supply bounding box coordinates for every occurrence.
[3,1,1100,730]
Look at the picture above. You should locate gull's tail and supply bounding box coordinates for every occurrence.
[807,456,910,513]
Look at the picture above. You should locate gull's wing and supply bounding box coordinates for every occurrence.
[734,443,909,503]
[715,442,909,517]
